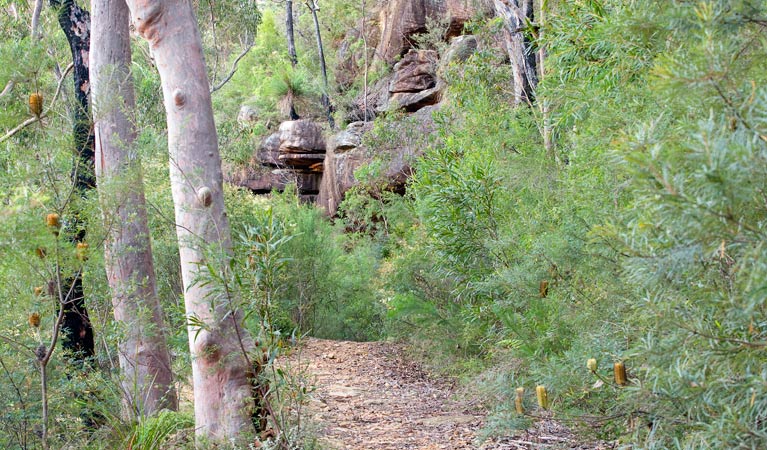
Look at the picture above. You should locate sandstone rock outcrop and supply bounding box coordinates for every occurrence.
[375,0,492,63]
[318,105,440,215]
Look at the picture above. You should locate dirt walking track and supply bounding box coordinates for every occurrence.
[283,338,610,450]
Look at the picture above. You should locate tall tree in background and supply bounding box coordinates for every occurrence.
[124,0,259,442]
[285,0,299,119]
[493,0,537,105]
[90,0,177,417]
[305,0,334,128]
[49,0,95,365]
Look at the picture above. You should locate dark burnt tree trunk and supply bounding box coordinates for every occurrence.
[50,0,95,364]
[286,0,300,120]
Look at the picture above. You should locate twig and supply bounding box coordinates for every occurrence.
[210,44,255,94]
[0,80,14,98]
[0,63,74,144]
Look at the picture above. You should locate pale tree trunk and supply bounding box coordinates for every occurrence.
[90,0,176,417]
[538,0,554,160]
[493,0,537,105]
[124,0,258,442]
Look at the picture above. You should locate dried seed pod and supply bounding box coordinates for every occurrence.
[515,387,525,414]
[587,358,598,372]
[29,92,43,117]
[539,280,549,298]
[29,312,41,328]
[614,362,627,386]
[536,385,548,409]
[75,242,89,261]
[34,286,43,296]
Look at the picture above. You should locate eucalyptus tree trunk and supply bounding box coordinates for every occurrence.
[306,0,334,128]
[49,0,95,365]
[493,0,537,105]
[90,0,176,417]
[124,0,259,442]
[286,0,299,120]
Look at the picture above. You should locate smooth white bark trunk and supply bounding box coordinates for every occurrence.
[124,0,257,441]
[91,0,176,417]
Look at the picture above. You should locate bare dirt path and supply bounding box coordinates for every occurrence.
[283,338,610,450]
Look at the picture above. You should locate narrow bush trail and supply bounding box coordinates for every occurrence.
[283,338,609,449]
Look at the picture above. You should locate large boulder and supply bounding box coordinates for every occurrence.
[256,132,281,167]
[439,34,478,74]
[278,120,326,154]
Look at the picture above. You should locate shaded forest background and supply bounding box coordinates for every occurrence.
[1,0,766,448]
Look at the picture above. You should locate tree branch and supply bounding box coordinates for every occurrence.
[0,63,74,144]
[210,43,254,94]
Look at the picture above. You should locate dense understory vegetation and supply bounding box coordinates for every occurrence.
[1,0,766,448]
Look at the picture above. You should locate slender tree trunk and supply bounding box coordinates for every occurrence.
[306,0,334,129]
[493,0,537,105]
[49,0,95,365]
[285,0,300,120]
[31,0,44,40]
[538,0,554,159]
[286,0,298,67]
[361,0,369,122]
[90,0,177,417]
[125,0,259,442]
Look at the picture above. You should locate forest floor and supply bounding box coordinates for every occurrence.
[281,338,612,450]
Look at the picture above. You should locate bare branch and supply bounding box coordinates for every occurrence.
[210,43,254,94]
[0,80,14,98]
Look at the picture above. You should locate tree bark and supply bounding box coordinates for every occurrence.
[49,0,95,364]
[286,0,300,121]
[493,0,537,105]
[124,0,259,442]
[306,0,334,129]
[90,0,177,417]
[286,0,298,67]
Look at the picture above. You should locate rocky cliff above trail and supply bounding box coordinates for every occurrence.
[226,0,494,214]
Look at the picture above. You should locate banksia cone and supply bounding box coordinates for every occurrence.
[34,286,43,296]
[614,362,627,386]
[75,242,89,261]
[515,387,525,414]
[587,358,598,372]
[46,213,60,235]
[29,312,41,328]
[536,385,548,409]
[29,92,43,117]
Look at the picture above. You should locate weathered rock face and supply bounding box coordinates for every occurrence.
[349,49,444,120]
[278,120,325,154]
[227,120,326,197]
[318,105,440,215]
[375,0,492,64]
[390,50,438,93]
